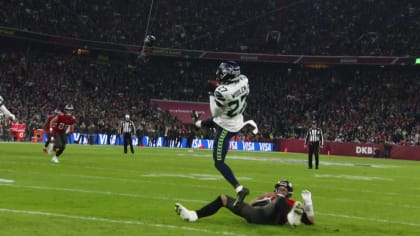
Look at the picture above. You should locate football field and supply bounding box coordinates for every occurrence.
[1,143,419,236]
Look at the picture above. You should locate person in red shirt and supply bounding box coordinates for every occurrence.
[175,179,315,226]
[43,109,60,154]
[49,104,76,163]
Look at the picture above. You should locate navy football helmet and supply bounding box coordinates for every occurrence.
[215,61,240,84]
[274,179,293,198]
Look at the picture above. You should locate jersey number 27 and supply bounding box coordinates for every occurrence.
[227,94,247,117]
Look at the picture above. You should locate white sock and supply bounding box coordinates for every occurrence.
[190,211,198,221]
[235,185,243,193]
[304,204,314,217]
[47,143,54,153]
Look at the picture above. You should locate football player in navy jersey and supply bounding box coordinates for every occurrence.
[192,61,258,207]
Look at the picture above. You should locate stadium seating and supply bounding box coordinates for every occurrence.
[1,0,419,55]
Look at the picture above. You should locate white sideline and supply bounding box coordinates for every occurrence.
[0,208,240,236]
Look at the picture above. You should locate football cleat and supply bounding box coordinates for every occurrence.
[175,203,198,222]
[233,187,249,207]
[51,156,59,164]
[287,201,304,227]
[191,110,200,122]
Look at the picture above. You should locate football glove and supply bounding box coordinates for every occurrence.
[302,190,314,217]
[191,110,200,122]
[287,201,304,227]
[301,190,312,205]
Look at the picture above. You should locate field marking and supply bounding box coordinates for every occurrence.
[3,169,419,201]
[0,169,241,191]
[0,183,209,204]
[143,173,252,181]
[187,153,397,168]
[320,212,420,227]
[330,198,420,210]
[3,182,419,210]
[0,178,14,183]
[1,183,419,229]
[3,181,420,214]
[2,200,418,232]
[0,154,399,183]
[0,208,241,236]
[314,174,393,181]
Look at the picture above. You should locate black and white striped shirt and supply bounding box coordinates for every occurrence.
[305,128,324,145]
[120,120,135,134]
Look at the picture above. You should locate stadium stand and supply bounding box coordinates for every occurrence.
[0,51,418,146]
[1,0,419,55]
[0,1,418,151]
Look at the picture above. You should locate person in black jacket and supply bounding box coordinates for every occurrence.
[304,120,324,169]
[119,114,136,154]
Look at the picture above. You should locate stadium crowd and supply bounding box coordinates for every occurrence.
[0,1,419,147]
[1,0,419,56]
[0,51,418,146]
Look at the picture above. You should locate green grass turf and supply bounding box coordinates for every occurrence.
[0,142,419,236]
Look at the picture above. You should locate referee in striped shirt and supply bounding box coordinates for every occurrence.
[304,120,324,169]
[120,114,136,154]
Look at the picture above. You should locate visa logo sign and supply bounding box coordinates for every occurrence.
[259,143,272,152]
[190,139,273,152]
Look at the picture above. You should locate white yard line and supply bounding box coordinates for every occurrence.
[0,178,14,183]
[0,183,208,203]
[0,208,241,236]
[2,183,419,228]
[314,174,393,181]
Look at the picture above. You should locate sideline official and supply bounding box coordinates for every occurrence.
[119,114,136,154]
[304,120,324,169]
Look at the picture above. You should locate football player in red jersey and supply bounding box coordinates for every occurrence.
[42,109,60,154]
[175,179,315,227]
[49,104,76,163]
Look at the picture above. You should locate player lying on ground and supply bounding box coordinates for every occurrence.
[175,179,314,226]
